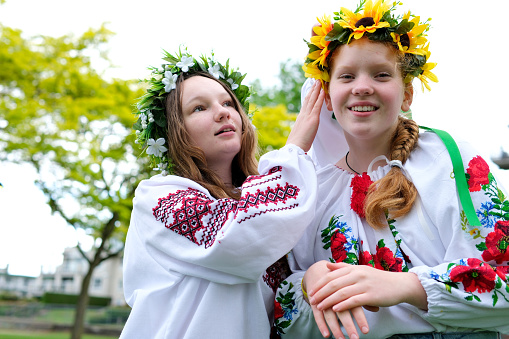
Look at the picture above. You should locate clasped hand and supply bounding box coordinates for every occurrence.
[303,261,427,338]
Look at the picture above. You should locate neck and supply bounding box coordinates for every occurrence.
[209,162,234,188]
[343,136,392,174]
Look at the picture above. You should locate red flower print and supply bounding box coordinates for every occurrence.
[466,156,490,192]
[274,300,284,319]
[350,173,373,217]
[373,246,403,272]
[450,258,497,293]
[359,250,375,267]
[330,231,348,262]
[482,220,509,264]
[494,266,509,281]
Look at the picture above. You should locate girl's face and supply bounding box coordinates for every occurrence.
[325,38,412,145]
[181,76,243,167]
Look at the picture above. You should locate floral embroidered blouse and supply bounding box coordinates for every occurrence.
[275,132,509,338]
[120,145,318,339]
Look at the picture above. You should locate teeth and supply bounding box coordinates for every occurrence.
[351,106,376,112]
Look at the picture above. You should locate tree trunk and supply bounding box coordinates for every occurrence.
[70,261,98,339]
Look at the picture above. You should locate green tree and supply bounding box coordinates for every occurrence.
[0,24,147,338]
[251,58,306,113]
[252,105,296,155]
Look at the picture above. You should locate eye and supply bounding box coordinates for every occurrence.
[192,105,205,112]
[339,74,354,80]
[223,100,233,107]
[375,72,392,80]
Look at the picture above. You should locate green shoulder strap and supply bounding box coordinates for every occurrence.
[419,126,482,227]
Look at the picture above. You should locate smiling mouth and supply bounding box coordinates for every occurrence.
[349,105,378,112]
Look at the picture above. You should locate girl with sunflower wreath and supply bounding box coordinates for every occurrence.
[120,49,325,338]
[274,1,509,338]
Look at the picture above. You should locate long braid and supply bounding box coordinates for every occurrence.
[364,116,419,228]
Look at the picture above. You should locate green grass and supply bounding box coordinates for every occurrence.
[0,330,117,339]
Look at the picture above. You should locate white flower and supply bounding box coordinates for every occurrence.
[162,71,178,93]
[147,111,154,123]
[176,56,195,72]
[146,138,168,157]
[161,170,168,176]
[227,78,239,90]
[208,64,224,79]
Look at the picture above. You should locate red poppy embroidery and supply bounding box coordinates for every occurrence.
[350,173,373,218]
[482,220,509,264]
[450,258,497,293]
[466,156,490,192]
[494,266,509,281]
[274,301,284,320]
[373,246,403,272]
[330,231,348,263]
[359,250,375,267]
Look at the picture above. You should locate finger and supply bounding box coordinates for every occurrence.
[323,309,345,339]
[336,310,359,339]
[311,305,331,338]
[303,80,322,113]
[309,269,353,302]
[317,283,364,310]
[351,306,370,335]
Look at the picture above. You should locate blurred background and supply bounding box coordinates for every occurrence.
[1,0,508,337]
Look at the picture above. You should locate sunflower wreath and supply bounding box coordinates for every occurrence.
[303,0,438,91]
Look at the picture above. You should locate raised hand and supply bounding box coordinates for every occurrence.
[286,80,324,152]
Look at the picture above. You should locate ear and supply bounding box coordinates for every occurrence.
[401,83,413,112]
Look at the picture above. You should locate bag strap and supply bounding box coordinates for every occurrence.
[419,126,481,226]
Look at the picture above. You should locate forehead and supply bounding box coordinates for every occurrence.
[181,76,229,104]
[331,39,399,70]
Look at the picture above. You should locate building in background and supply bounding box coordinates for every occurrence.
[0,247,124,306]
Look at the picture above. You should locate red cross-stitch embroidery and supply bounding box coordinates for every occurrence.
[263,256,291,293]
[243,166,283,185]
[153,188,236,248]
[237,183,299,213]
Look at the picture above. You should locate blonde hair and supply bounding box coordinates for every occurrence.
[164,72,259,200]
[364,116,419,228]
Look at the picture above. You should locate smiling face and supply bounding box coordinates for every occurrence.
[181,75,243,169]
[325,38,413,148]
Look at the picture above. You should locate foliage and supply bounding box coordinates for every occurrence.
[250,59,305,113]
[252,105,296,156]
[0,23,148,339]
[41,293,111,306]
[0,331,117,339]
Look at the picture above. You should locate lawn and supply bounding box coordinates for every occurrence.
[0,330,117,339]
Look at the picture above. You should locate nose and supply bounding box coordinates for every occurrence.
[214,102,231,121]
[352,76,374,96]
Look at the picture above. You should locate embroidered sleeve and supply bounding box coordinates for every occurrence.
[410,144,509,333]
[275,215,361,338]
[130,144,318,284]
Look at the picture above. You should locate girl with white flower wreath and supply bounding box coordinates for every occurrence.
[274,1,509,339]
[120,48,325,338]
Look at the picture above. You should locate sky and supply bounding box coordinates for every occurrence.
[1,0,509,277]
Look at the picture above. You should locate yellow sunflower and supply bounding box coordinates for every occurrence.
[309,15,334,67]
[392,11,429,55]
[338,0,391,42]
[302,63,330,88]
[417,62,438,91]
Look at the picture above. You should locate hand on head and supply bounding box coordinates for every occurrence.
[286,80,324,152]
